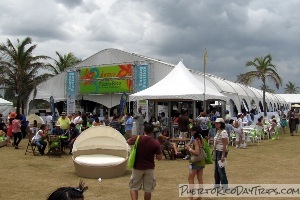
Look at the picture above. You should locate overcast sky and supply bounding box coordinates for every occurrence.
[0,0,299,93]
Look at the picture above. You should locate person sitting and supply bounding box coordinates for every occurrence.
[92,118,103,126]
[68,123,80,154]
[225,119,234,138]
[256,117,264,127]
[157,128,181,156]
[51,124,64,136]
[31,124,48,155]
[47,180,88,200]
[269,119,277,135]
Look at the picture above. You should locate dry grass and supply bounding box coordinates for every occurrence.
[0,130,300,200]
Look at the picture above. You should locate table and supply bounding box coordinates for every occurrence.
[170,138,191,145]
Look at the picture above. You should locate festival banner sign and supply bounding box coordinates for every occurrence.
[80,64,132,79]
[66,71,77,116]
[136,65,149,92]
[119,93,128,116]
[79,79,132,94]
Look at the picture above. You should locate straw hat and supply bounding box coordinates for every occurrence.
[9,112,17,119]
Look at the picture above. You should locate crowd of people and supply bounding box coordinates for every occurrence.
[0,107,297,200]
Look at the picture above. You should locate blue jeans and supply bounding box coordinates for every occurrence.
[214,150,228,188]
[35,140,47,155]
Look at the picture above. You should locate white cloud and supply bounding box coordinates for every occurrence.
[0,0,299,92]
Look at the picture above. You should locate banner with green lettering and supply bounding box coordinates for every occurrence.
[79,79,132,94]
[80,64,132,79]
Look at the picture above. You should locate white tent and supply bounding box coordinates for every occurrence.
[129,61,226,101]
[0,98,13,117]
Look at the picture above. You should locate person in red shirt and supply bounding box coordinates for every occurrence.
[127,123,162,200]
[12,114,22,149]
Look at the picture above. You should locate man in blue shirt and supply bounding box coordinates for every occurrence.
[51,124,64,136]
[125,113,133,139]
[20,114,27,138]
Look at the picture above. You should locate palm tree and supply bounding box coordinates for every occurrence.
[0,37,53,114]
[239,54,282,117]
[284,81,299,94]
[236,73,253,86]
[260,85,275,93]
[50,51,81,74]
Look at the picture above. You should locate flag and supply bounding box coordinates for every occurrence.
[119,93,128,116]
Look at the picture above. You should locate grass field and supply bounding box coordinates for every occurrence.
[0,130,299,200]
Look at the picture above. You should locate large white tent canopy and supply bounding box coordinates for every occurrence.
[0,98,13,117]
[26,48,288,115]
[129,61,226,101]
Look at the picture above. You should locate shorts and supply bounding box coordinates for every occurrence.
[189,164,204,171]
[129,169,156,193]
[235,131,245,141]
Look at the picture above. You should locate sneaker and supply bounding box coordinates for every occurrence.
[183,155,190,160]
[14,146,19,149]
[241,144,246,149]
[235,145,239,148]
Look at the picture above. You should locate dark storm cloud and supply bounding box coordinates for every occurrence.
[0,0,299,92]
[54,0,83,8]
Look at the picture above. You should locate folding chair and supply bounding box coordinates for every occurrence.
[25,132,38,155]
[158,136,175,160]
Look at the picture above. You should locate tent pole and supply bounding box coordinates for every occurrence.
[203,49,207,112]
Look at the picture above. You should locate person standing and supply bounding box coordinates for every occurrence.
[20,114,28,138]
[214,118,229,189]
[134,107,146,135]
[185,124,205,200]
[178,110,190,138]
[12,114,22,149]
[127,123,162,200]
[288,111,296,136]
[110,115,122,132]
[198,112,210,138]
[280,112,287,134]
[73,111,83,131]
[233,114,245,148]
[68,123,80,154]
[124,113,133,139]
[57,112,71,132]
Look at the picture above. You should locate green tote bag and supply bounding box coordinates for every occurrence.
[128,135,140,169]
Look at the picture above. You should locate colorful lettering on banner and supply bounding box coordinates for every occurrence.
[136,65,149,92]
[79,79,132,94]
[66,71,77,116]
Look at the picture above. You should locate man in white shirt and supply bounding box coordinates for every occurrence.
[73,111,83,130]
[234,114,246,149]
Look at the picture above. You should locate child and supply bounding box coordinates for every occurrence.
[48,180,88,200]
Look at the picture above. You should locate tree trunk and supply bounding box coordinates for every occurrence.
[21,100,24,115]
[16,95,21,114]
[262,79,267,117]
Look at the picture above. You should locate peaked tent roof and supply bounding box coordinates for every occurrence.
[0,98,13,105]
[129,61,226,101]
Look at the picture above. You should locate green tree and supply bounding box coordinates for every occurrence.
[260,85,275,94]
[0,37,53,114]
[50,51,81,74]
[284,81,299,94]
[236,73,253,86]
[237,54,282,117]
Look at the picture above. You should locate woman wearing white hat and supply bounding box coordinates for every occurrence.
[214,118,229,189]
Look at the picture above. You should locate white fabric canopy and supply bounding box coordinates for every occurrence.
[0,98,13,117]
[278,94,300,104]
[73,126,129,152]
[129,61,226,101]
